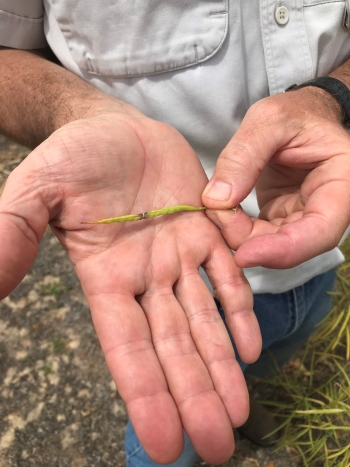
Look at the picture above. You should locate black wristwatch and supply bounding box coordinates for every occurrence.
[285,77,350,127]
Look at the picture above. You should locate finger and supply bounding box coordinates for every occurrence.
[174,268,249,428]
[206,207,303,250]
[85,290,184,464]
[140,285,234,464]
[258,192,306,221]
[0,161,49,298]
[201,99,296,209]
[234,218,329,268]
[206,205,279,251]
[202,242,262,364]
[235,179,350,269]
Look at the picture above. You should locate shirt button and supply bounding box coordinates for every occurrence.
[275,6,289,25]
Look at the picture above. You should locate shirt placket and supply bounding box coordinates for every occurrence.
[259,0,314,95]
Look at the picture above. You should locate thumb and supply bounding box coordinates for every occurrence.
[0,156,50,298]
[202,98,294,209]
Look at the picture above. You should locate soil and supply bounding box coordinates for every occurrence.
[0,135,302,467]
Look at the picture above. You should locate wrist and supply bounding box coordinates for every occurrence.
[285,76,350,127]
[80,94,143,123]
[49,76,144,133]
[297,86,343,124]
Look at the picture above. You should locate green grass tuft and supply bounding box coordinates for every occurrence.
[38,279,66,300]
[52,336,65,354]
[40,364,54,376]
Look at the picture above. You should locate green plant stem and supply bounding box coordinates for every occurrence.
[81,205,237,225]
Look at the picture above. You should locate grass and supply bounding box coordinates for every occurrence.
[256,237,350,466]
[40,364,54,376]
[38,279,66,301]
[52,336,66,354]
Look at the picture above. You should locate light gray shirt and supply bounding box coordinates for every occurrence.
[0,0,348,293]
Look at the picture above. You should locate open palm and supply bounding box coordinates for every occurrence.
[0,112,261,464]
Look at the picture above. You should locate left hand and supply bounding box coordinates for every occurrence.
[0,111,261,465]
[202,87,350,269]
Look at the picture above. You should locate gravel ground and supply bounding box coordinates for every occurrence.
[0,136,302,467]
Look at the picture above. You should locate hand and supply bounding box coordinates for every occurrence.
[0,110,261,464]
[202,87,350,269]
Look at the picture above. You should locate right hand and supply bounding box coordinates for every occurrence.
[203,86,350,270]
[0,108,261,464]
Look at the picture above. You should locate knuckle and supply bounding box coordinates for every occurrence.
[218,143,261,182]
[187,307,220,325]
[247,95,289,125]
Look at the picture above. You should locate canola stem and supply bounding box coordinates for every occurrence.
[81,205,237,225]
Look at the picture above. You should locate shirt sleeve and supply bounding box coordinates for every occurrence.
[0,0,46,49]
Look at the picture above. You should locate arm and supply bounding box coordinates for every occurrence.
[203,58,350,269]
[0,49,261,464]
[0,48,135,148]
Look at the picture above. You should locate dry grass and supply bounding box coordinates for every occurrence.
[255,237,350,466]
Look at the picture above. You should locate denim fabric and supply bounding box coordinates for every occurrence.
[125,423,198,467]
[125,268,337,467]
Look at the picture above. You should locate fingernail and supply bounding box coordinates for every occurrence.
[205,181,232,201]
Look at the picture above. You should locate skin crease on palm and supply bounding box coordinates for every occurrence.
[0,113,262,465]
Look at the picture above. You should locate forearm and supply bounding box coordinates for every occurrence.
[0,49,137,148]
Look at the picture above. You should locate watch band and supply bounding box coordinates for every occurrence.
[286,77,350,127]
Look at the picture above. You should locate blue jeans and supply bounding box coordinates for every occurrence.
[125,268,337,467]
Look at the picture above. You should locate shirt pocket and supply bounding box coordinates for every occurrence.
[303,0,350,76]
[48,0,228,78]
[0,0,46,49]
